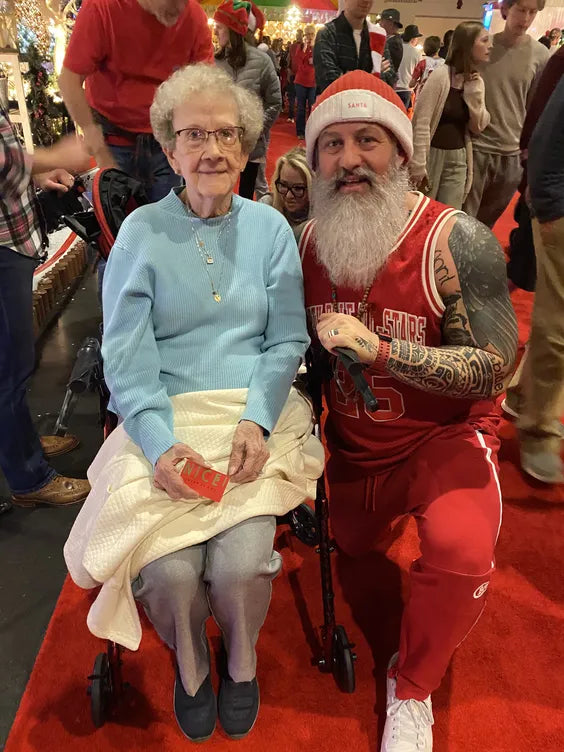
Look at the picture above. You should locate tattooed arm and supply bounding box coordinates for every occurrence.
[316,215,518,399]
[384,214,518,399]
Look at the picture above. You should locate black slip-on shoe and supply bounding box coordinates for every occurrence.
[218,676,260,740]
[173,668,216,742]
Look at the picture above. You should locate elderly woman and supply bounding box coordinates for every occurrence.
[64,64,322,743]
[259,146,312,242]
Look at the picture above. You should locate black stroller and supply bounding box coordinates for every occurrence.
[55,169,378,727]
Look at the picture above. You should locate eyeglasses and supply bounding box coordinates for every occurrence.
[275,179,307,198]
[175,126,244,151]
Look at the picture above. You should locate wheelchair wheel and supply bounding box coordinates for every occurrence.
[88,652,111,728]
[289,503,319,547]
[332,625,356,694]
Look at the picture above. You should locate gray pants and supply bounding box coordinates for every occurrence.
[507,217,564,456]
[426,146,467,210]
[132,516,282,696]
[254,162,269,200]
[463,150,522,229]
[254,132,271,200]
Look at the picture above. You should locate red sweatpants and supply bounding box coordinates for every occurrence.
[327,424,502,701]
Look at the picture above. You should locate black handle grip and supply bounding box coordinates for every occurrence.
[334,347,379,412]
[68,337,103,393]
[63,211,101,243]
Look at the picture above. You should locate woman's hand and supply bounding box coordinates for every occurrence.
[228,420,270,484]
[317,312,380,365]
[154,443,210,500]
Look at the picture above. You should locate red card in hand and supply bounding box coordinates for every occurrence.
[180,460,229,502]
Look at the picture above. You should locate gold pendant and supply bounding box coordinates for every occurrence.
[213,292,221,302]
[206,256,214,264]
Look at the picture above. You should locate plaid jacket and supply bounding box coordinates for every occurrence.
[0,104,46,259]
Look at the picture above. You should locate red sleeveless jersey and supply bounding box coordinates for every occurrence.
[299,194,499,478]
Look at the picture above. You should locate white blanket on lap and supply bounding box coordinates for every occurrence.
[64,387,324,650]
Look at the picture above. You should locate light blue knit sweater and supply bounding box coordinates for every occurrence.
[101,190,309,466]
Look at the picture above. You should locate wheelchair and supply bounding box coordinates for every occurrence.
[54,170,379,727]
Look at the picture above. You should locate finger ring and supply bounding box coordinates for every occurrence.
[327,328,339,337]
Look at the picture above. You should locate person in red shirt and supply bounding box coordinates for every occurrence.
[300,71,518,751]
[294,24,317,139]
[59,0,213,202]
[287,28,303,122]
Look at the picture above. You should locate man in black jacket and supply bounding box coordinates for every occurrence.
[313,0,395,93]
[379,7,404,76]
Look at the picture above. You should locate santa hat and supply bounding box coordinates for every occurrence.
[248,1,265,33]
[214,0,251,38]
[305,70,413,167]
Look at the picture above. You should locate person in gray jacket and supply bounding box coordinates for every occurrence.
[214,0,281,199]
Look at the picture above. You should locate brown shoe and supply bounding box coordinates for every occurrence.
[40,434,80,457]
[12,475,90,507]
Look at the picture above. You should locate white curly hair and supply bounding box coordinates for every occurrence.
[150,63,264,155]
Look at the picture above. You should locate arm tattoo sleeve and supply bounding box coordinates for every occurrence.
[385,214,518,400]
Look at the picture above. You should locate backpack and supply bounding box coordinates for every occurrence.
[91,168,149,259]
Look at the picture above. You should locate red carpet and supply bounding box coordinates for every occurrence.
[6,120,564,752]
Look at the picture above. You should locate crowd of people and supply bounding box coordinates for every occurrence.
[1,0,563,750]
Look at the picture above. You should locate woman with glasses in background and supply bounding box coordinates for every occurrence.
[260,147,312,241]
[75,63,322,744]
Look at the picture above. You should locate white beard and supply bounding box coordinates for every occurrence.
[311,164,411,290]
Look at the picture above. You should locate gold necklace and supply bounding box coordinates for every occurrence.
[187,207,232,303]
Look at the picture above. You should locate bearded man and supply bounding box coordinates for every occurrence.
[299,71,518,752]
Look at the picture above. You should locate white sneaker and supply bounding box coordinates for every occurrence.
[381,653,434,752]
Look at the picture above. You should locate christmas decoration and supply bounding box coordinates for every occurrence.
[14,0,51,54]
[23,42,70,145]
[1,0,19,49]
[285,3,301,38]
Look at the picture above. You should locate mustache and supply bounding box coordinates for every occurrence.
[331,166,380,190]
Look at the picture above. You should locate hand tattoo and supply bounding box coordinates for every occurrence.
[355,336,377,354]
